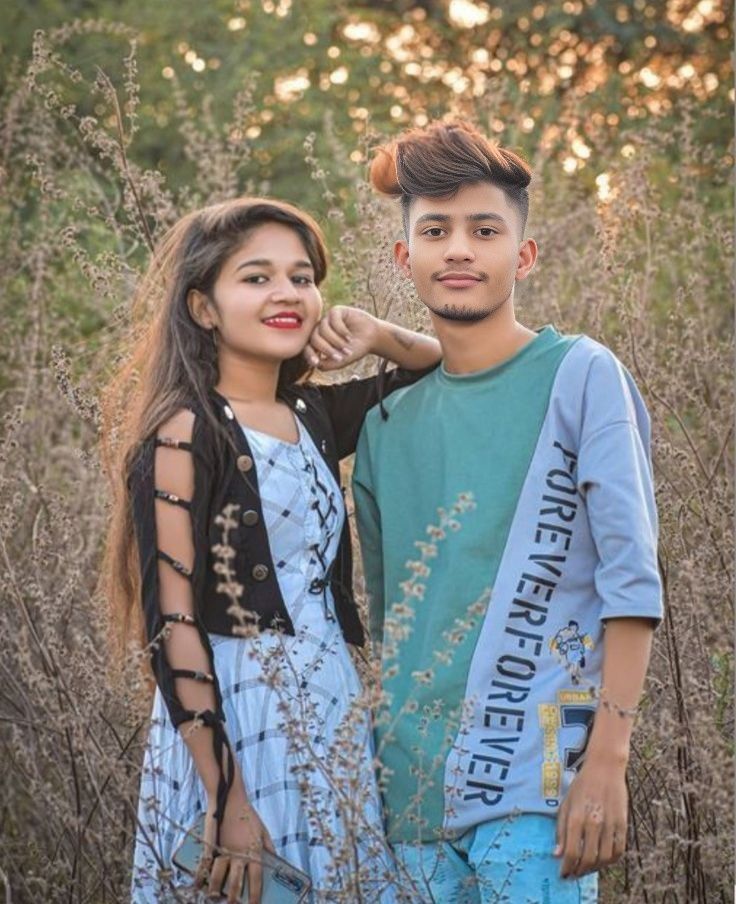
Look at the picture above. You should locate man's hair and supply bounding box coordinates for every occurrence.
[370,120,532,234]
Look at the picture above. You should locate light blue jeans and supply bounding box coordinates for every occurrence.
[391,814,598,903]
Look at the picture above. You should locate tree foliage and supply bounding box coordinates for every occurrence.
[0,2,732,902]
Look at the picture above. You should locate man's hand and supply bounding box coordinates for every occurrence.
[305,306,379,371]
[555,753,628,878]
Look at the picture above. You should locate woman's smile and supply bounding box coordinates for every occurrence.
[261,311,304,330]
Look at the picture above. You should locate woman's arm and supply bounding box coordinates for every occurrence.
[141,409,273,902]
[305,305,441,371]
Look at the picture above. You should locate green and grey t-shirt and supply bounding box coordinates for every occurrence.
[353,326,662,843]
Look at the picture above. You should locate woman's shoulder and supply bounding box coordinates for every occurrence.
[158,407,196,438]
[136,400,218,463]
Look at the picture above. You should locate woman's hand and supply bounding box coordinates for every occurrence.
[306,305,442,372]
[305,306,379,370]
[195,786,275,903]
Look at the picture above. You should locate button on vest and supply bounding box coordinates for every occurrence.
[252,564,269,581]
[237,454,253,472]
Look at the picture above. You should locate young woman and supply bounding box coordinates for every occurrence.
[101,197,440,903]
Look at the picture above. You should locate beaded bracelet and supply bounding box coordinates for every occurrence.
[555,652,640,718]
[597,688,639,719]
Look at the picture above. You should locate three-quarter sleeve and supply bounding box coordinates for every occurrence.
[128,408,234,834]
[576,352,663,624]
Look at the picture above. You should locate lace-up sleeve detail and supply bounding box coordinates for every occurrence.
[129,409,235,839]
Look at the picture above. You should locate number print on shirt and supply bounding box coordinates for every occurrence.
[538,689,596,807]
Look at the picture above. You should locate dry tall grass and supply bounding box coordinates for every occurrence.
[0,27,732,903]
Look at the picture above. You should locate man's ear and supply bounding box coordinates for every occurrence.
[515,238,538,282]
[394,239,412,279]
[187,289,217,329]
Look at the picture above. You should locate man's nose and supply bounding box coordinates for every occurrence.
[443,236,475,262]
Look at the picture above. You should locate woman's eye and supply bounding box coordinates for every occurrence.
[243,275,267,284]
[293,275,313,285]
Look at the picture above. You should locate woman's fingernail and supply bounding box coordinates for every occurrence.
[332,353,343,361]
[342,347,351,356]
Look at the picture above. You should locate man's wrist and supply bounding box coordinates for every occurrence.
[584,741,630,769]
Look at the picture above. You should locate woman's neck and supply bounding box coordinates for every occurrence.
[215,347,281,404]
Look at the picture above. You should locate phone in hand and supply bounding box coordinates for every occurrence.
[171,814,311,903]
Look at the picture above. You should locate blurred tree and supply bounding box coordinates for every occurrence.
[1,0,730,218]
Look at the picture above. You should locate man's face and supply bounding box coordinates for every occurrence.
[395,181,536,324]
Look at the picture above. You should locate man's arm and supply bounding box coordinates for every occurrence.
[555,617,654,878]
[556,352,662,878]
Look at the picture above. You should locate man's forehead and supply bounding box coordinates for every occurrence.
[410,182,513,219]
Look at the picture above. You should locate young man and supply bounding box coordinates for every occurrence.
[353,121,662,903]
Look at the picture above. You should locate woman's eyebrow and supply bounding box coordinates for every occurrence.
[234,258,313,272]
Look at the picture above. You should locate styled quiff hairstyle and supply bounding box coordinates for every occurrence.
[370,120,532,234]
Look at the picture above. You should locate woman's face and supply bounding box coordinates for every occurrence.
[206,222,323,364]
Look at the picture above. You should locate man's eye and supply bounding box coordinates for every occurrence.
[476,228,498,237]
[423,227,445,237]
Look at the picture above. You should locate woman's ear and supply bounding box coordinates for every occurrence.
[187,289,217,330]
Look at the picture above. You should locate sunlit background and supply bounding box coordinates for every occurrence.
[4,0,729,212]
[0,4,732,902]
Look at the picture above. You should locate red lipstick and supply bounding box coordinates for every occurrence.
[262,312,303,330]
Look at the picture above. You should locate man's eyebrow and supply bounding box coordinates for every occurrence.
[414,213,451,226]
[466,213,507,224]
[413,212,508,226]
[234,258,314,272]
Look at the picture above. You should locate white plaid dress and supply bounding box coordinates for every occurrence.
[131,419,395,902]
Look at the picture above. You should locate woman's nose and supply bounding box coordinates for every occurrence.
[269,277,300,301]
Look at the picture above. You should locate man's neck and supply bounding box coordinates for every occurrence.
[431,303,537,375]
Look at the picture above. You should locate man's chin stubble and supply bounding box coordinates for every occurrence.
[427,303,496,323]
